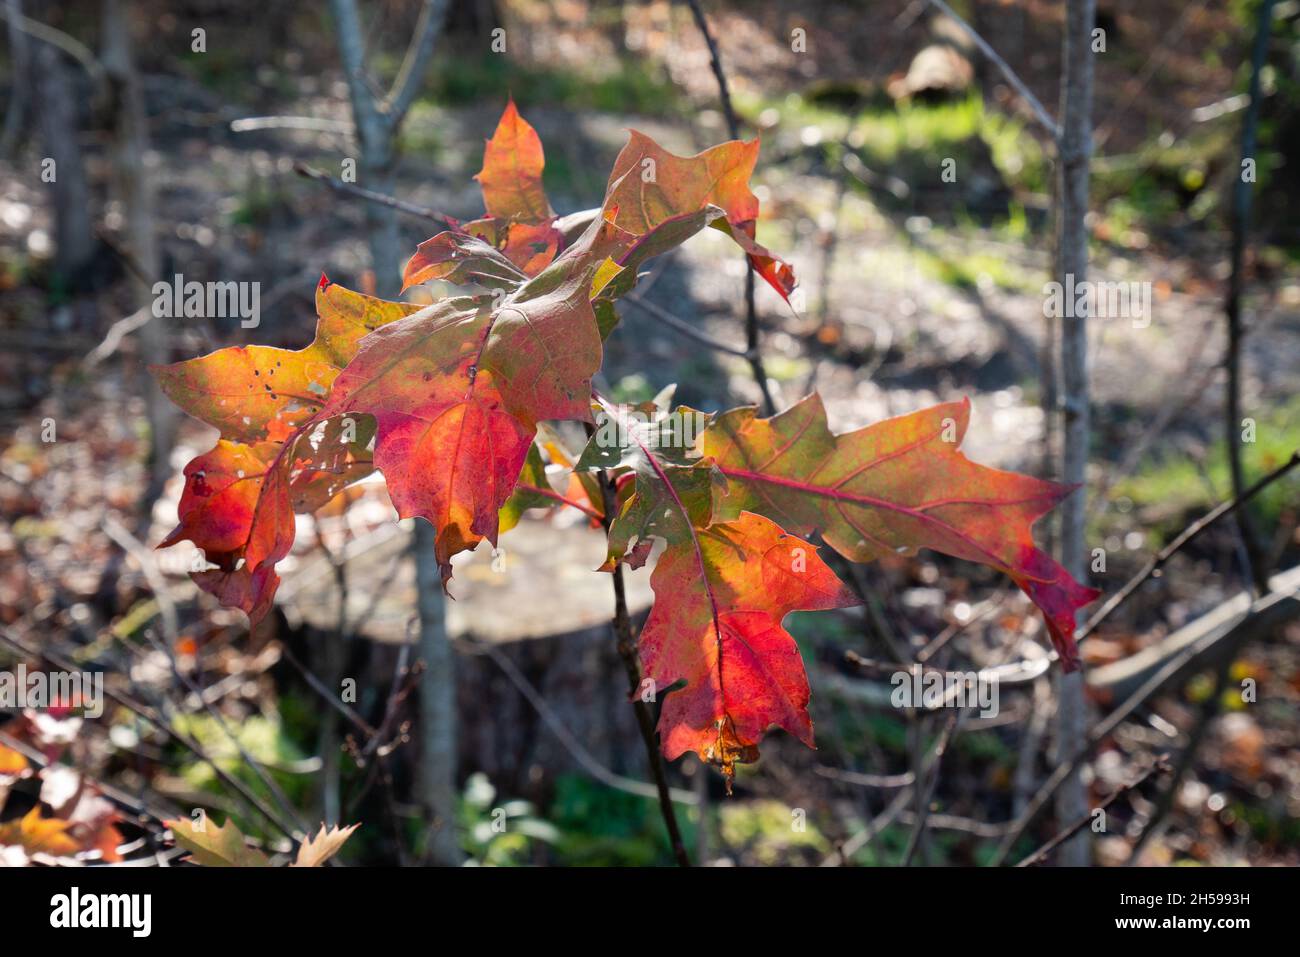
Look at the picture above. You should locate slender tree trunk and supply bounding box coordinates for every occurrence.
[36,41,95,284]
[415,521,460,865]
[1054,0,1096,868]
[102,0,176,513]
[328,0,460,865]
[1225,0,1276,597]
[1,0,30,156]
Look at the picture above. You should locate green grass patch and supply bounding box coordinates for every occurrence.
[1108,397,1300,544]
[421,53,681,117]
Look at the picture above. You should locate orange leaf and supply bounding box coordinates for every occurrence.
[603,132,797,302]
[702,395,1100,668]
[154,280,409,623]
[321,270,601,584]
[641,512,858,786]
[476,98,553,224]
[291,822,360,867]
[579,399,857,782]
[0,806,80,858]
[153,278,421,445]
[0,745,26,778]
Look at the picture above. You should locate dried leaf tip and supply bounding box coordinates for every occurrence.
[704,718,759,796]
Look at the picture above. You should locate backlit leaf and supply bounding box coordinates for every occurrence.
[701,394,1101,668]
[154,277,421,444]
[320,267,602,584]
[476,98,552,224]
[0,806,80,858]
[166,815,271,867]
[292,822,360,867]
[640,511,858,787]
[603,132,796,302]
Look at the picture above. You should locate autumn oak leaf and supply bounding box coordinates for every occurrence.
[153,280,406,622]
[291,822,360,867]
[153,278,421,444]
[603,131,796,303]
[320,267,602,584]
[165,815,271,867]
[577,397,858,781]
[701,394,1101,669]
[641,511,859,787]
[476,97,553,224]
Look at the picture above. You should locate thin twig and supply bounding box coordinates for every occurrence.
[230,115,352,134]
[0,3,104,86]
[355,643,416,766]
[0,0,30,157]
[900,711,959,865]
[83,307,152,367]
[823,786,914,866]
[137,626,310,837]
[101,516,179,643]
[815,765,916,789]
[587,430,691,867]
[1077,450,1299,642]
[681,0,776,415]
[462,637,697,806]
[1223,0,1278,596]
[0,627,301,843]
[294,161,455,228]
[896,810,1012,838]
[381,0,449,129]
[621,293,753,358]
[1012,676,1051,819]
[0,729,175,837]
[1124,537,1284,864]
[313,521,351,825]
[991,589,1300,864]
[1017,756,1170,866]
[922,0,1060,143]
[276,639,377,738]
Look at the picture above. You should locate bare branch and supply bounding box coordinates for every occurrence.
[0,626,302,842]
[0,0,30,156]
[0,3,104,86]
[294,161,455,228]
[230,115,352,134]
[587,431,692,868]
[922,0,1060,143]
[462,637,698,807]
[1078,450,1299,642]
[900,711,959,865]
[621,293,754,359]
[276,639,377,739]
[681,0,777,415]
[992,588,1300,864]
[815,765,916,789]
[1016,756,1170,866]
[382,0,449,129]
[101,516,179,642]
[1223,0,1278,595]
[138,626,310,838]
[0,729,176,836]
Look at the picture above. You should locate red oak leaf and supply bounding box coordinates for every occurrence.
[603,132,797,303]
[153,280,415,622]
[475,98,553,224]
[153,278,421,444]
[701,394,1101,669]
[640,511,859,787]
[319,267,602,583]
